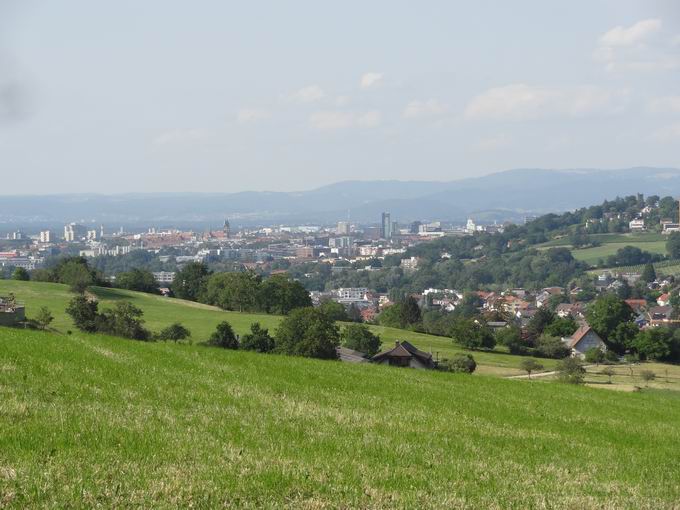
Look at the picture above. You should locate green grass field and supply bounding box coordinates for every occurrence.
[571,240,668,265]
[1,328,680,508]
[539,232,665,248]
[0,280,557,376]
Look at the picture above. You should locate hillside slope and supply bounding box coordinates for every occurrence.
[0,280,556,375]
[1,329,680,508]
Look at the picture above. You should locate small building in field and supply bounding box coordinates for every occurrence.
[562,325,606,359]
[0,296,25,326]
[371,340,435,369]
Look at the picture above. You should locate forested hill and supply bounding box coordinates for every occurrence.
[2,167,680,225]
[296,194,679,293]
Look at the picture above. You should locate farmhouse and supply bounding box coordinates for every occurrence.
[371,340,435,369]
[562,325,606,359]
[0,295,25,326]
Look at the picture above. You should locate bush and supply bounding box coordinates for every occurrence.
[557,357,586,384]
[341,323,381,357]
[534,335,571,359]
[604,349,620,364]
[12,267,30,281]
[157,322,191,342]
[440,354,477,373]
[584,347,606,365]
[97,302,151,341]
[240,323,275,353]
[495,326,528,354]
[208,321,239,349]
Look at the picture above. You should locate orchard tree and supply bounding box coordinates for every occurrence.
[520,359,544,379]
[600,366,615,384]
[557,357,586,384]
[35,306,54,330]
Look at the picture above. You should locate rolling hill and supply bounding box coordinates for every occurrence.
[1,328,680,507]
[0,280,556,376]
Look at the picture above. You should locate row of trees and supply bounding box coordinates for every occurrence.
[172,263,312,315]
[65,296,382,360]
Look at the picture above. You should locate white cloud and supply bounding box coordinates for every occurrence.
[309,110,381,130]
[594,19,678,72]
[360,72,383,89]
[402,99,447,119]
[153,129,208,146]
[650,123,680,143]
[289,84,326,103]
[237,108,270,123]
[600,19,661,47]
[648,96,680,114]
[464,84,628,121]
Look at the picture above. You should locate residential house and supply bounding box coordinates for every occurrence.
[562,325,606,359]
[536,287,564,308]
[555,303,584,319]
[629,218,646,231]
[647,306,674,327]
[624,299,648,315]
[371,341,435,369]
[657,293,671,306]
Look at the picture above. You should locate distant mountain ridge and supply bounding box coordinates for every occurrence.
[2,167,679,227]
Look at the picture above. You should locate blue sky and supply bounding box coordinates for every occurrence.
[1,0,679,194]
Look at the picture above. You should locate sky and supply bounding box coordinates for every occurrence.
[0,0,679,194]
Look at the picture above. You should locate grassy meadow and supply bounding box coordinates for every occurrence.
[570,240,667,265]
[0,280,556,376]
[536,232,669,266]
[2,328,680,508]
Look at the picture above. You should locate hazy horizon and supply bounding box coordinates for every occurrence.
[1,1,679,194]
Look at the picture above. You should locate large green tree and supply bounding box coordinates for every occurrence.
[585,294,634,347]
[341,323,381,357]
[171,262,210,301]
[451,319,496,350]
[667,232,680,259]
[275,308,340,359]
[116,268,160,294]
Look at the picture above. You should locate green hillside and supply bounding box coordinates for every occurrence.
[0,280,556,376]
[1,329,679,508]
